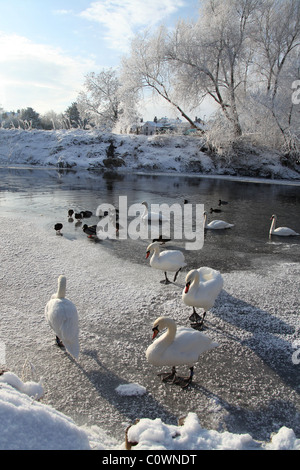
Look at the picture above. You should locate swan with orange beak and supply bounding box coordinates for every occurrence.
[182,267,223,329]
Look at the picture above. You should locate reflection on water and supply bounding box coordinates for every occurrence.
[0,166,299,272]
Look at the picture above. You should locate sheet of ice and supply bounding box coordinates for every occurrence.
[0,207,299,449]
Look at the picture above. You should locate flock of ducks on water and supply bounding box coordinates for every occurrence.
[49,199,299,388]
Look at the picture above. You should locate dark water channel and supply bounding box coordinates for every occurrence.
[0,166,300,274]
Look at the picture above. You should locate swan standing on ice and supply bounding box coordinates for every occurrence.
[146,316,219,388]
[146,241,187,284]
[45,275,79,359]
[203,211,234,230]
[269,214,299,237]
[182,267,224,328]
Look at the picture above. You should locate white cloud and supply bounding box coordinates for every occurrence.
[52,10,74,16]
[79,0,186,52]
[0,32,95,113]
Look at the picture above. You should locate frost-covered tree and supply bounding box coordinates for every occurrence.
[246,0,300,155]
[166,0,262,138]
[40,110,65,130]
[112,86,142,134]
[120,27,197,129]
[77,69,122,129]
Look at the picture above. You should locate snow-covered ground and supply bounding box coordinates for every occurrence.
[0,379,299,450]
[0,128,299,180]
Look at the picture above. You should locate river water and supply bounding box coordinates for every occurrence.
[0,166,300,444]
[1,166,300,272]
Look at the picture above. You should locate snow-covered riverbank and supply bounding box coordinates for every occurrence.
[0,128,299,181]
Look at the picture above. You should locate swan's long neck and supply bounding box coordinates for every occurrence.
[270,216,276,234]
[203,212,207,228]
[161,319,176,346]
[142,203,148,216]
[152,245,160,256]
[56,276,66,299]
[190,271,200,288]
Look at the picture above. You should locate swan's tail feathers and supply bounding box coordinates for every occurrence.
[56,275,67,299]
[64,341,79,360]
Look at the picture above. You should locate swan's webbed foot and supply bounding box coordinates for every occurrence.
[189,309,206,330]
[157,366,176,383]
[56,336,65,349]
[173,367,194,389]
[160,272,171,284]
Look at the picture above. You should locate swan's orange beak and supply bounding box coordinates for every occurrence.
[146,251,150,259]
[184,281,191,293]
[152,326,159,340]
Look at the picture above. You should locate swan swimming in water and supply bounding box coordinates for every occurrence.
[146,242,187,284]
[45,275,79,359]
[269,214,299,237]
[182,267,224,328]
[203,211,234,230]
[146,316,219,388]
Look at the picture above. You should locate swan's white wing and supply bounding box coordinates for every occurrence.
[45,298,79,358]
[274,227,299,236]
[183,267,223,310]
[207,220,234,229]
[158,250,186,270]
[148,327,218,367]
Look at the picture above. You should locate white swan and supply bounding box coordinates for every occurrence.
[45,275,79,359]
[182,267,224,327]
[269,214,299,237]
[142,201,168,222]
[203,211,234,230]
[146,316,219,388]
[146,241,187,283]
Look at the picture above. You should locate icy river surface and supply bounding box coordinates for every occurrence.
[0,166,299,443]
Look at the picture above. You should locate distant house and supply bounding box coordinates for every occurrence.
[141,121,158,135]
[140,117,204,135]
[141,117,186,135]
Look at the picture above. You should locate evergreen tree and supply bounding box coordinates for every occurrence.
[65,102,81,128]
[20,107,41,129]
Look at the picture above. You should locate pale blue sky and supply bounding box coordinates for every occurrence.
[0,0,200,118]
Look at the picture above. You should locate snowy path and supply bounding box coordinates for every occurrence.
[0,214,299,443]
